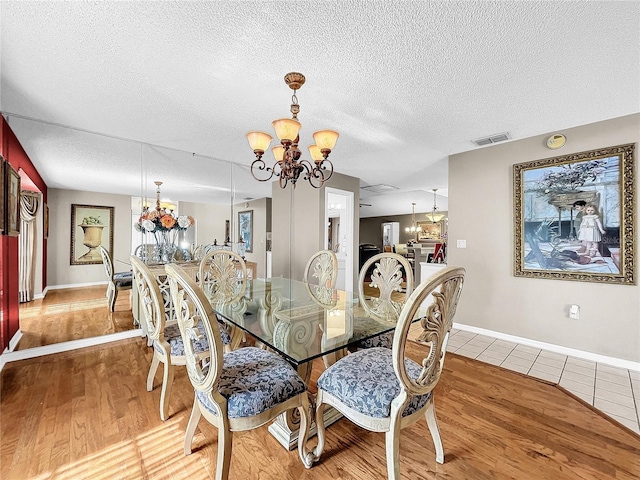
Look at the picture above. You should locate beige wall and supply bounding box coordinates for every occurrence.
[179,200,230,247]
[448,114,639,363]
[271,172,360,290]
[47,189,133,287]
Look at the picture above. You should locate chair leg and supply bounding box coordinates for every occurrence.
[107,284,116,312]
[385,429,401,480]
[159,360,175,421]
[184,397,202,455]
[425,398,444,464]
[215,421,233,480]
[312,393,327,462]
[147,354,160,391]
[297,393,314,468]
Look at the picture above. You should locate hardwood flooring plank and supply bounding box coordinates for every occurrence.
[4,288,640,479]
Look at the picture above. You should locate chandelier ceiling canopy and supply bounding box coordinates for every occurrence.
[246,72,338,189]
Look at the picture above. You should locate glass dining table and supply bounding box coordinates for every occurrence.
[213,276,403,450]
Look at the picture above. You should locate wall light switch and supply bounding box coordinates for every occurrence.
[569,304,580,320]
[456,239,467,248]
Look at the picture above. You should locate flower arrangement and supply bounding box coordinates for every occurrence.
[135,208,194,235]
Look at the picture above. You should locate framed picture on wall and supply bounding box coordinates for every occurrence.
[514,143,635,285]
[238,210,253,253]
[70,204,114,265]
[43,203,49,239]
[6,161,21,237]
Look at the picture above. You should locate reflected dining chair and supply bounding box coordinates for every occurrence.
[130,255,230,421]
[198,249,248,350]
[165,263,314,479]
[355,252,414,349]
[312,266,466,479]
[98,246,132,312]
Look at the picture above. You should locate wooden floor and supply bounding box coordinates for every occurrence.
[2,335,638,479]
[17,286,135,349]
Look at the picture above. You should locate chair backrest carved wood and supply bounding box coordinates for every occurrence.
[358,252,414,320]
[130,255,166,343]
[198,249,247,308]
[393,266,465,394]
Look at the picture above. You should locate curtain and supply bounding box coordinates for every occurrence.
[19,191,41,303]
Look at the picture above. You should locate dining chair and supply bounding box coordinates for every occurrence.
[198,249,249,350]
[98,246,132,312]
[303,250,338,307]
[355,252,414,349]
[130,255,231,421]
[165,263,314,478]
[312,266,465,479]
[134,243,155,262]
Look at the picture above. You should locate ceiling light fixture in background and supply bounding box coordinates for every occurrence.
[405,202,421,240]
[430,189,444,223]
[246,72,339,189]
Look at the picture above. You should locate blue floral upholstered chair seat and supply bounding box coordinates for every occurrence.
[354,253,414,349]
[131,256,231,422]
[311,266,466,480]
[165,263,315,480]
[99,246,132,312]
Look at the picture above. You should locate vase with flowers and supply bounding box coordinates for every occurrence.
[134,181,195,263]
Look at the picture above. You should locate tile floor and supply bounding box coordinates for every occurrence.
[445,328,640,434]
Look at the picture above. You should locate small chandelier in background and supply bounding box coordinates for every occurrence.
[405,202,422,241]
[246,72,339,189]
[430,189,445,223]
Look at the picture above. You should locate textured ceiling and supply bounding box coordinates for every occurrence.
[1,1,639,216]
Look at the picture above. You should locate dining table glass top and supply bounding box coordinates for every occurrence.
[213,277,402,366]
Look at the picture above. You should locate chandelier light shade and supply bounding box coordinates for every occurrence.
[247,72,338,188]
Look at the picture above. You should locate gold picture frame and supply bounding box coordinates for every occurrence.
[514,143,635,285]
[70,204,114,265]
[5,161,21,237]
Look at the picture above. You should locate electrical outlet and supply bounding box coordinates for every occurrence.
[456,239,467,248]
[569,304,580,320]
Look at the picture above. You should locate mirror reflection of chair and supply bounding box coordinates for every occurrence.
[165,263,314,478]
[173,246,192,262]
[312,266,466,478]
[198,249,248,350]
[98,246,132,312]
[130,255,228,421]
[355,252,414,349]
[133,243,155,262]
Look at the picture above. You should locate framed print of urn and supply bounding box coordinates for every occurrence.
[70,204,114,265]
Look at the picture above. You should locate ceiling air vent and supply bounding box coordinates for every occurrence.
[361,184,399,194]
[472,132,510,147]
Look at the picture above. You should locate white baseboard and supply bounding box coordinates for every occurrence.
[453,322,640,372]
[47,281,108,290]
[8,330,23,352]
[0,329,143,372]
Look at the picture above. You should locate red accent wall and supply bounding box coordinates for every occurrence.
[1,117,48,350]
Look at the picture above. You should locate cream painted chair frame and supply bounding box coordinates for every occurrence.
[303,249,338,308]
[312,266,466,479]
[165,263,315,479]
[99,245,132,312]
[131,255,192,421]
[198,249,248,350]
[358,252,414,321]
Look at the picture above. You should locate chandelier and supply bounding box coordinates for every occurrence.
[430,189,445,223]
[246,72,339,189]
[405,202,422,240]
